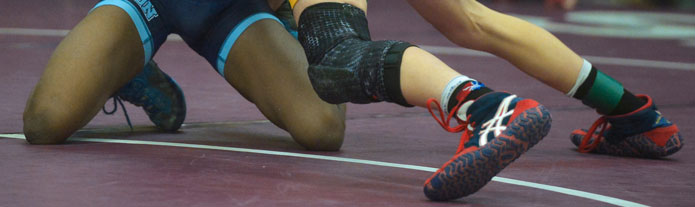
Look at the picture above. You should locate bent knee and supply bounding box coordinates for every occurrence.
[23,108,71,145]
[289,111,346,151]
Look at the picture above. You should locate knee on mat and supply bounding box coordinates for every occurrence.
[23,108,70,145]
[289,111,346,151]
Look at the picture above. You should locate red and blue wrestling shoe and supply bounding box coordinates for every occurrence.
[424,89,552,201]
[104,61,186,131]
[570,95,683,158]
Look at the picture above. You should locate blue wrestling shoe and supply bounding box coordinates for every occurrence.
[570,95,683,158]
[424,89,552,201]
[104,61,186,131]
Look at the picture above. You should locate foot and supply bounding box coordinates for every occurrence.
[424,89,552,201]
[110,60,186,131]
[570,95,683,158]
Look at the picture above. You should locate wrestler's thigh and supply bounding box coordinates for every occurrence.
[224,19,346,150]
[24,6,143,144]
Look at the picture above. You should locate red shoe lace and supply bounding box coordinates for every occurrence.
[427,98,472,154]
[427,98,466,133]
[578,117,609,153]
[426,81,477,132]
[426,82,479,154]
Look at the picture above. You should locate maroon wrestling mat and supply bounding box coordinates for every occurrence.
[1,1,694,206]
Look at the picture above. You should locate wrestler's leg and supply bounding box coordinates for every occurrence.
[291,0,461,107]
[407,0,582,93]
[290,0,552,200]
[407,0,646,116]
[292,0,367,22]
[407,0,682,158]
[224,19,346,151]
[23,6,144,144]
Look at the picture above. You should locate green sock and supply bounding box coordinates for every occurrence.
[572,67,645,115]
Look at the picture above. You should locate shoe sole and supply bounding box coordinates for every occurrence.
[148,64,186,132]
[570,130,683,158]
[424,105,552,201]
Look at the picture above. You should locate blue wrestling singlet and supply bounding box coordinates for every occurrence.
[92,0,282,75]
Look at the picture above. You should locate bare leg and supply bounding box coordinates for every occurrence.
[398,48,463,107]
[224,19,346,151]
[406,0,583,94]
[23,6,144,144]
[289,0,554,201]
[404,1,682,158]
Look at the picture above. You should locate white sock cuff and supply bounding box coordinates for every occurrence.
[440,75,473,114]
[566,59,592,97]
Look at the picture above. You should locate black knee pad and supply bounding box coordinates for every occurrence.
[298,3,413,107]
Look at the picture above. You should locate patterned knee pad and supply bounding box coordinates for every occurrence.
[298,3,413,106]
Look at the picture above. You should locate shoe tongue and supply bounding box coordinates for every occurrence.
[460,92,513,148]
[464,92,511,124]
[604,102,663,141]
[455,100,474,122]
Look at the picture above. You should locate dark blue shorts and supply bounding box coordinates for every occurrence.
[92,0,281,76]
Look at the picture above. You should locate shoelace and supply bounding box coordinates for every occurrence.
[426,82,481,154]
[578,117,609,153]
[427,81,480,132]
[102,96,134,131]
[427,98,467,133]
[427,98,473,154]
